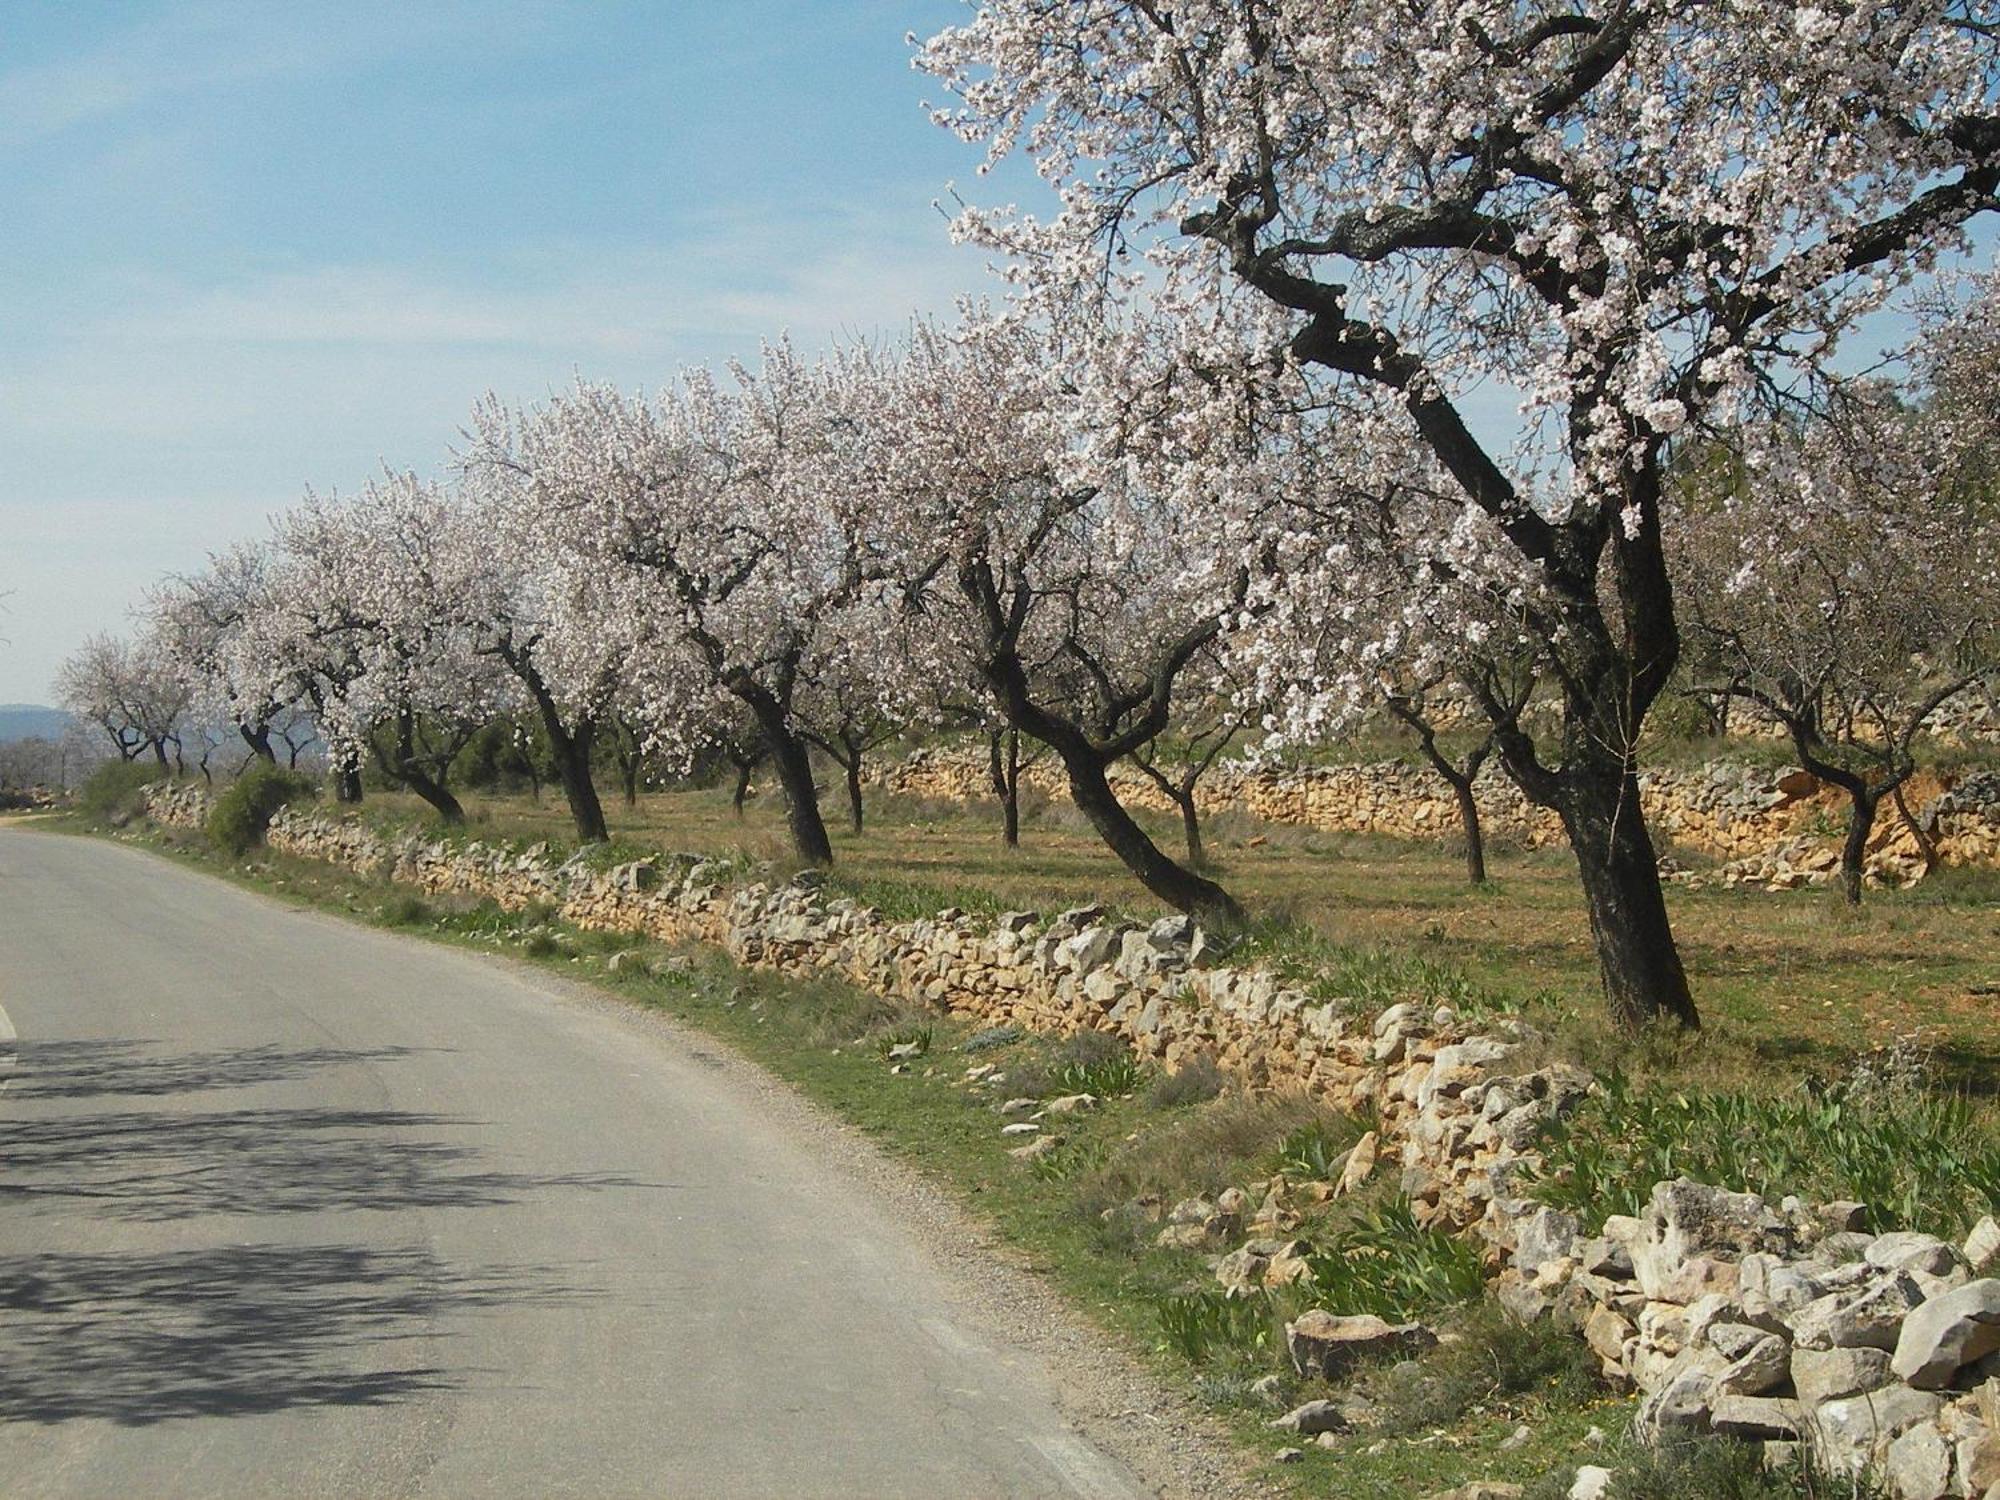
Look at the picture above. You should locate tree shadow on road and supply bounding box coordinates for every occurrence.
[6,1037,434,1102]
[0,1242,592,1425]
[0,1103,660,1220]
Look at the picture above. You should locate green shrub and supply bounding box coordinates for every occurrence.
[1368,1301,1601,1435]
[1077,1093,1350,1226]
[1533,1065,2000,1237]
[205,764,317,856]
[380,893,434,927]
[961,1024,1025,1053]
[1145,1056,1225,1109]
[1011,1029,1147,1099]
[1303,1198,1486,1322]
[519,928,568,959]
[78,760,165,825]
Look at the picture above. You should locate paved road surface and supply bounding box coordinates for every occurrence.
[0,828,1151,1500]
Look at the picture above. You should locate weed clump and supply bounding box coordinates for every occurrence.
[1525,1434,1885,1500]
[1303,1197,1485,1322]
[1366,1301,1600,1435]
[1144,1056,1224,1109]
[1534,1057,2000,1237]
[206,764,316,856]
[78,760,165,825]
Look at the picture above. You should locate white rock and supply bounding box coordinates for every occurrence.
[1568,1465,1614,1500]
[1965,1216,2000,1276]
[1893,1278,2000,1389]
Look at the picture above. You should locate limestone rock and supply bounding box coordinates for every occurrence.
[1269,1399,1347,1436]
[1791,1346,1894,1406]
[1810,1387,1945,1475]
[1966,1217,2000,1276]
[1633,1179,1790,1302]
[1883,1419,1951,1500]
[1894,1279,2000,1389]
[1789,1273,1925,1352]
[1709,1394,1805,1439]
[1512,1206,1582,1273]
[1285,1310,1437,1380]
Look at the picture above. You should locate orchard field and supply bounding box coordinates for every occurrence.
[359,746,2000,1097]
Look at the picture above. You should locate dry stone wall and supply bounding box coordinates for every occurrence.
[139,781,2000,1497]
[875,750,2000,889]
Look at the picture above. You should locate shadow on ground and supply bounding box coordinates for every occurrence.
[0,1243,592,1425]
[6,1038,432,1102]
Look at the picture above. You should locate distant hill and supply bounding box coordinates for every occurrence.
[0,705,72,742]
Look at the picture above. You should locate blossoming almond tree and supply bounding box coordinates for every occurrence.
[56,630,190,769]
[267,475,500,824]
[878,316,1289,927]
[146,542,290,765]
[1674,289,2000,903]
[457,423,663,844]
[466,346,920,868]
[918,0,2000,1028]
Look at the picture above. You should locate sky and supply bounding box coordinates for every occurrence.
[0,0,1025,703]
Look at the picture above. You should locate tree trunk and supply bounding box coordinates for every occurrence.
[620,755,639,807]
[1840,788,1881,907]
[844,753,864,835]
[1557,766,1699,1031]
[1002,729,1021,848]
[151,739,170,770]
[545,721,609,844]
[1176,785,1204,868]
[403,769,466,825]
[1452,777,1487,885]
[736,686,833,866]
[1063,750,1244,927]
[240,724,276,763]
[335,765,363,803]
[731,758,754,817]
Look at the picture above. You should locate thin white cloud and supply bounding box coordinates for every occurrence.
[0,0,548,148]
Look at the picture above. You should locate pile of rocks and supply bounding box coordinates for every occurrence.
[1499,1180,2000,1497]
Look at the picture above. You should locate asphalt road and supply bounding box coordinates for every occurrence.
[0,828,1153,1500]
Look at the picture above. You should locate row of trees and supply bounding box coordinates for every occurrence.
[60,3,2000,1039]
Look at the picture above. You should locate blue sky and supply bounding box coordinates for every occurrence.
[0,0,1022,702]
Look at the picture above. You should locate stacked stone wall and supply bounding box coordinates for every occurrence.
[873,751,2000,889]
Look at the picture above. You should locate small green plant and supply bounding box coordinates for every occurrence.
[380,893,434,927]
[1274,1119,1353,1180]
[1304,1198,1486,1322]
[78,760,165,825]
[206,763,317,856]
[1154,1288,1276,1366]
[519,928,568,959]
[1052,1050,1143,1097]
[1526,1434,1886,1500]
[1369,1301,1602,1435]
[961,1024,1024,1053]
